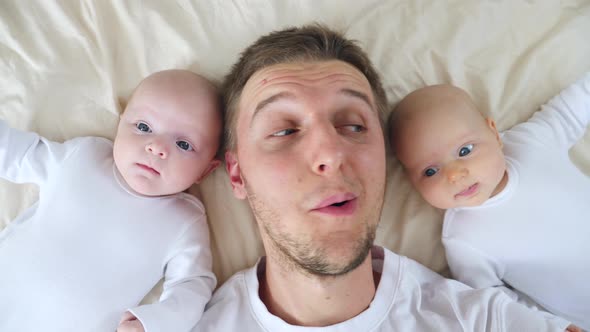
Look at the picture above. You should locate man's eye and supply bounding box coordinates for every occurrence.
[176,141,193,151]
[424,168,438,177]
[272,128,298,137]
[459,144,473,157]
[136,122,151,133]
[343,124,365,133]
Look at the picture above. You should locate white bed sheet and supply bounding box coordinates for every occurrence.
[1,1,589,303]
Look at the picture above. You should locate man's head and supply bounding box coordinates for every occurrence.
[222,24,388,152]
[390,84,507,209]
[113,69,221,196]
[223,24,387,276]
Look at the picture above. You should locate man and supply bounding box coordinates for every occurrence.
[195,24,573,331]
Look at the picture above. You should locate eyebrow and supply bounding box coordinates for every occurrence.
[252,88,374,121]
[340,88,374,110]
[253,91,296,119]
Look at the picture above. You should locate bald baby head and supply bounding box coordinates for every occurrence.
[114,69,222,196]
[388,84,506,210]
[129,69,219,119]
[390,84,487,154]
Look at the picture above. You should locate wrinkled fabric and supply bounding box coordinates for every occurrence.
[1,1,589,306]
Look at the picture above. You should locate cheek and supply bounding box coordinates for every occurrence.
[174,156,207,181]
[420,182,438,199]
[493,154,507,180]
[417,179,448,205]
[242,152,303,210]
[356,139,386,177]
[361,148,385,172]
[245,147,300,182]
[482,149,506,179]
[117,133,141,152]
[113,136,132,163]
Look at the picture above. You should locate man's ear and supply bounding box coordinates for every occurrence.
[225,151,247,199]
[195,159,221,184]
[485,117,503,148]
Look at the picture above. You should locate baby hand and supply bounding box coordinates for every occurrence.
[566,324,583,332]
[116,311,145,332]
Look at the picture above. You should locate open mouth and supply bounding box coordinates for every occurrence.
[331,201,348,207]
[312,195,358,216]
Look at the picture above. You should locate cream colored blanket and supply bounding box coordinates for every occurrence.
[1,1,589,302]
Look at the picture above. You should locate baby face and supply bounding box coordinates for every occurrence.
[392,85,507,209]
[113,70,221,196]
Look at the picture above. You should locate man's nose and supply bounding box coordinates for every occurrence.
[145,140,168,159]
[445,163,468,183]
[308,126,344,176]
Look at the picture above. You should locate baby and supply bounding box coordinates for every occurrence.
[389,73,590,330]
[0,69,221,332]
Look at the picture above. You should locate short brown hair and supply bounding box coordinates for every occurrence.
[221,23,387,151]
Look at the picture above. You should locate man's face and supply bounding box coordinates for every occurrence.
[226,60,386,276]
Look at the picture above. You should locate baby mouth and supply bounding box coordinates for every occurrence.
[136,163,160,175]
[456,183,479,197]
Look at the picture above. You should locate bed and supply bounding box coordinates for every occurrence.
[1,0,589,303]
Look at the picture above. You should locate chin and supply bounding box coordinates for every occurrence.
[429,201,453,209]
[128,181,160,196]
[322,233,363,253]
[132,186,155,196]
[321,245,371,276]
[312,229,374,276]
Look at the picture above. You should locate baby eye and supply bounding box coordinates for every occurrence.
[424,167,438,177]
[136,122,151,133]
[272,128,298,137]
[458,144,473,157]
[176,140,193,151]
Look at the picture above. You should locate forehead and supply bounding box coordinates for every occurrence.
[131,82,209,112]
[125,91,219,138]
[395,109,478,166]
[397,90,483,134]
[239,60,374,113]
[248,60,370,88]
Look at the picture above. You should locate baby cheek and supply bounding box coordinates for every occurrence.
[417,181,435,200]
[424,179,450,207]
[491,154,507,179]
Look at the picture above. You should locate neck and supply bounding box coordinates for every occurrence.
[259,251,377,327]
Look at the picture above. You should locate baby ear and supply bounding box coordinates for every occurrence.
[225,151,247,199]
[195,159,221,184]
[485,117,503,148]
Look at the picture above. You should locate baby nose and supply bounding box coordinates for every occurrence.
[145,143,168,159]
[446,166,468,183]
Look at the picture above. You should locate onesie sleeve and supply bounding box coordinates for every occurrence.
[499,295,571,331]
[412,271,569,331]
[507,72,590,149]
[443,238,571,329]
[443,236,505,289]
[128,213,216,332]
[0,120,80,185]
[496,285,571,329]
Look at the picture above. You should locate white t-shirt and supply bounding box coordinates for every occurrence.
[195,246,568,331]
[0,122,215,332]
[443,73,590,329]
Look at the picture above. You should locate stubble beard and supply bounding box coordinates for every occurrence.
[245,181,382,278]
